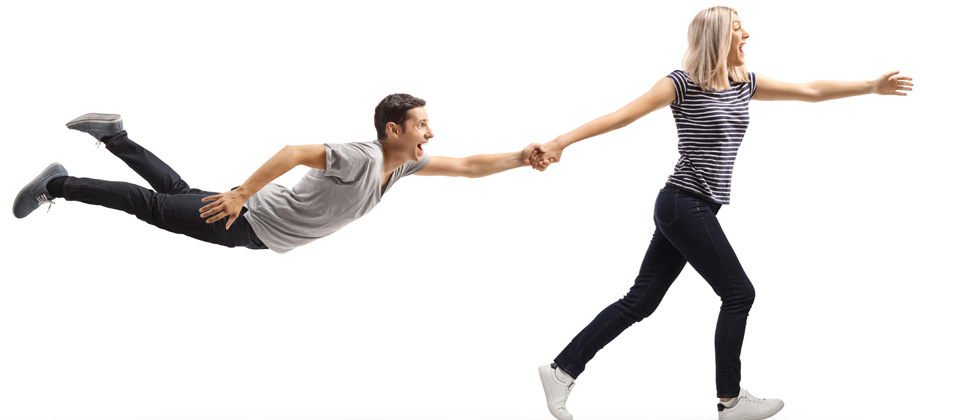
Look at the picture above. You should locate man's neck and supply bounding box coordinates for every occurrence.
[379,140,406,177]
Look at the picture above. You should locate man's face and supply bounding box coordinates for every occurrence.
[396,107,434,161]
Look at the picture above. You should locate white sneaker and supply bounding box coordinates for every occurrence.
[538,364,574,420]
[718,388,784,420]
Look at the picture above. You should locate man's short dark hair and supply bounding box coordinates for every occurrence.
[374,93,426,140]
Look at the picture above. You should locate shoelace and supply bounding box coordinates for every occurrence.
[36,193,55,213]
[740,393,766,404]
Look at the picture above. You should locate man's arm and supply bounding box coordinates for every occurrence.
[414,143,537,178]
[199,144,326,229]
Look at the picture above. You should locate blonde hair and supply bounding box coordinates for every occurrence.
[682,6,749,92]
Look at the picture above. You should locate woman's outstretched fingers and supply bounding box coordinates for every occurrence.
[874,71,913,96]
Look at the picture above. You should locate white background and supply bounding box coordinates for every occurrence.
[1,1,976,419]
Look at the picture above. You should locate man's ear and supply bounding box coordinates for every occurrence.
[385,121,399,138]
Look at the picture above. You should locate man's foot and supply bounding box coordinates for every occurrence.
[538,364,575,420]
[66,113,123,142]
[13,163,68,219]
[718,388,784,420]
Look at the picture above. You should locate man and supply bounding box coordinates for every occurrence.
[12,93,539,253]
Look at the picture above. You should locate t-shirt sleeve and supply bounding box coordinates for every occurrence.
[748,72,758,98]
[401,151,432,177]
[320,143,362,182]
[667,70,688,106]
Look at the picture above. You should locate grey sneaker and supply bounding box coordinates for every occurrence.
[13,163,67,219]
[66,113,123,143]
[538,364,574,420]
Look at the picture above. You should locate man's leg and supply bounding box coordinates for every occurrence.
[67,113,200,195]
[102,131,200,194]
[53,176,261,248]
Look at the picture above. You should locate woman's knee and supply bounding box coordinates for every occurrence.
[720,279,755,313]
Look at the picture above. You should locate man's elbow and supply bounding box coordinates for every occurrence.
[280,145,298,158]
[461,159,484,178]
[802,84,824,103]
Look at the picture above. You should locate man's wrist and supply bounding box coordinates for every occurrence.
[234,185,254,199]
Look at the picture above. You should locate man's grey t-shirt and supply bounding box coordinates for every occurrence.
[243,141,431,253]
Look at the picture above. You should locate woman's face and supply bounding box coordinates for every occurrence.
[727,15,749,67]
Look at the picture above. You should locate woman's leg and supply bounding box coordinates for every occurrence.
[655,189,755,399]
[541,208,688,420]
[552,187,697,378]
[550,186,755,398]
[553,226,688,378]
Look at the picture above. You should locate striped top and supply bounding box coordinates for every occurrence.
[665,70,757,204]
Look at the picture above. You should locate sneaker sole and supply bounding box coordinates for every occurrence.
[65,113,122,127]
[538,365,572,420]
[722,400,784,420]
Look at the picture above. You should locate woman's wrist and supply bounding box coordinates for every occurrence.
[553,135,573,149]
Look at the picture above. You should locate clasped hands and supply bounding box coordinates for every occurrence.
[524,140,564,172]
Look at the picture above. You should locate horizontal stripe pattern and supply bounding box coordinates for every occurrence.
[665,70,756,204]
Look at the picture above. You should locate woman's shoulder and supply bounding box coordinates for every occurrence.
[667,69,690,81]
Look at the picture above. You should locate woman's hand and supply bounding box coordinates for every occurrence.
[531,139,564,171]
[200,189,249,230]
[873,71,914,96]
[519,142,541,167]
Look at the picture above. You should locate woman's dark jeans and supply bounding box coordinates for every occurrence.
[61,131,266,250]
[554,185,755,398]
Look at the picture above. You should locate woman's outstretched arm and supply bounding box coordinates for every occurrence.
[753,70,913,102]
[531,77,676,170]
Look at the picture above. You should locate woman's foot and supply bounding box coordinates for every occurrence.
[718,388,784,420]
[538,364,575,420]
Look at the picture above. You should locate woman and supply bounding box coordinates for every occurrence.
[532,6,911,420]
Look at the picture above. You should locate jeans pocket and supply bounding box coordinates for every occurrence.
[654,190,679,228]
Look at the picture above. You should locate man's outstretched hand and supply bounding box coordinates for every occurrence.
[200,189,248,230]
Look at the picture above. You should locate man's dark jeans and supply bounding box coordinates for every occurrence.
[554,185,755,398]
[62,131,266,250]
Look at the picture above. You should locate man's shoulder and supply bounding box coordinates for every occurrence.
[324,139,381,150]
[324,140,383,160]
